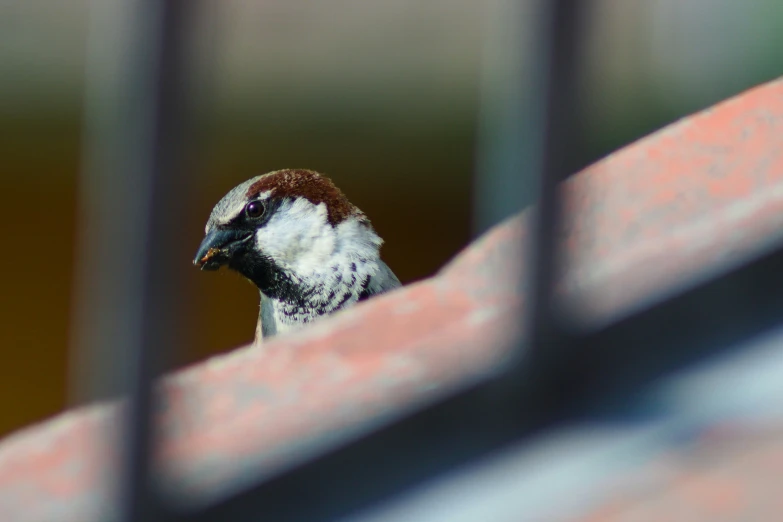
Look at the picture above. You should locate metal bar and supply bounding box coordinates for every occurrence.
[182,1,584,520]
[514,0,584,381]
[118,1,191,520]
[75,0,191,520]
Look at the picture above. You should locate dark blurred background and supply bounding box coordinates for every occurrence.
[0,0,780,437]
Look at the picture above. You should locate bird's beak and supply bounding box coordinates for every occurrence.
[193,229,252,270]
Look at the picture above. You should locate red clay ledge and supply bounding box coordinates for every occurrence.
[1,77,782,521]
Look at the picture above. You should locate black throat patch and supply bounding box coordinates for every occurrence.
[229,251,312,306]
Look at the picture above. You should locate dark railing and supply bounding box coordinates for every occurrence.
[72,0,783,521]
[76,0,190,521]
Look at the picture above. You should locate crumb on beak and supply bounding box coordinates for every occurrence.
[197,247,223,268]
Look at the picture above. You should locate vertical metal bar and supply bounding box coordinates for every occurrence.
[117,1,190,520]
[516,0,584,386]
[476,0,586,418]
[74,0,190,520]
[473,0,585,378]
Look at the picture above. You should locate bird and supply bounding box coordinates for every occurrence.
[193,168,401,342]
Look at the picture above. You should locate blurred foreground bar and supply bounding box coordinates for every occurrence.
[72,0,193,520]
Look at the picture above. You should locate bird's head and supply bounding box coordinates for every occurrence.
[193,169,382,298]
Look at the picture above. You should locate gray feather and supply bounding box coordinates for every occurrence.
[359,260,401,301]
[259,293,278,338]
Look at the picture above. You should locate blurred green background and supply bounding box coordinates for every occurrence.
[0,0,781,436]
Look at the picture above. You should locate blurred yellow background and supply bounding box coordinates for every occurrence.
[0,0,781,436]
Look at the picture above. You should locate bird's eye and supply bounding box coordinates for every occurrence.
[245,201,265,219]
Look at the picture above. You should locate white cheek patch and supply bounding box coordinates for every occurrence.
[333,217,384,259]
[255,199,336,272]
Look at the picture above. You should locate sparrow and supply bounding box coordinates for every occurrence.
[194,169,401,341]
